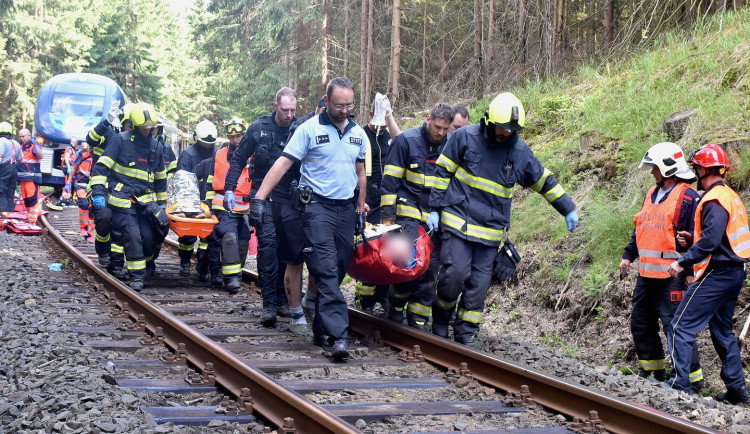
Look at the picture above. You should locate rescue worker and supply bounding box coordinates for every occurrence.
[207,120,252,294]
[194,154,222,286]
[354,96,401,315]
[86,102,133,277]
[90,102,168,291]
[176,120,219,276]
[379,103,454,330]
[242,77,369,360]
[666,144,750,403]
[619,142,703,390]
[17,129,43,224]
[449,105,469,133]
[0,122,19,212]
[428,92,578,346]
[65,141,96,241]
[225,89,295,326]
[60,138,78,205]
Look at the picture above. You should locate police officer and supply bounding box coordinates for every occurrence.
[0,122,19,212]
[176,120,219,276]
[224,89,296,325]
[354,96,401,314]
[428,92,578,346]
[379,103,454,331]
[86,101,133,277]
[620,142,703,390]
[90,102,168,291]
[666,144,750,403]
[241,77,368,360]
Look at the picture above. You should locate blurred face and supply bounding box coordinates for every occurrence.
[650,164,664,186]
[122,120,133,132]
[325,87,355,125]
[229,135,242,147]
[425,116,451,144]
[450,113,468,132]
[19,129,31,144]
[493,125,514,143]
[70,138,78,147]
[137,126,153,137]
[274,96,297,127]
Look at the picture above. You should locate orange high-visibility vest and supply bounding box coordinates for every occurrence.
[693,184,750,279]
[634,182,694,278]
[211,146,252,212]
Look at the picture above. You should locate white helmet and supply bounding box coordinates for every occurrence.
[193,120,217,144]
[639,142,695,180]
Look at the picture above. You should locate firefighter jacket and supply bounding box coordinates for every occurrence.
[428,124,575,246]
[177,143,215,173]
[17,142,43,183]
[72,149,93,188]
[687,183,750,279]
[633,182,696,278]
[86,119,116,164]
[158,138,177,174]
[90,130,167,212]
[210,145,252,213]
[381,124,447,223]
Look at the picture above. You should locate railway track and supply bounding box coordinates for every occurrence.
[40,206,720,433]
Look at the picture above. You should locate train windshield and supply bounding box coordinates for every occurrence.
[49,82,106,118]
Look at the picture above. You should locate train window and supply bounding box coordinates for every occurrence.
[50,82,106,118]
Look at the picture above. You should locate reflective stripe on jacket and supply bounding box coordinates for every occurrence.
[634,183,694,278]
[17,143,42,183]
[693,185,750,279]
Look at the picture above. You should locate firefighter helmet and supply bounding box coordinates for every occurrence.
[120,103,136,125]
[638,142,694,180]
[688,143,730,171]
[194,120,217,144]
[129,102,160,128]
[0,121,14,136]
[484,92,525,131]
[225,118,247,136]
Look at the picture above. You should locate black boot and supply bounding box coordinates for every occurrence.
[716,385,750,404]
[261,305,277,327]
[330,339,350,360]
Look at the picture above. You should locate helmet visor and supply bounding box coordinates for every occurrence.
[227,124,245,135]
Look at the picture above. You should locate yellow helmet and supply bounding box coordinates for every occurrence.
[120,103,136,124]
[0,121,14,136]
[485,92,525,131]
[225,117,247,136]
[129,102,159,128]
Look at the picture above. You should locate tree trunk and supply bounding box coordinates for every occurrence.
[344,0,350,77]
[318,0,332,99]
[359,0,369,115]
[389,0,402,105]
[544,0,553,77]
[487,0,495,69]
[474,0,483,100]
[604,0,614,46]
[422,0,427,102]
[365,0,375,112]
[518,0,528,64]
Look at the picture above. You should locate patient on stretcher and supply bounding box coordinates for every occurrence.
[382,233,417,269]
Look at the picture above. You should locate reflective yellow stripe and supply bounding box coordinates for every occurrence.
[384,164,405,178]
[134,193,156,204]
[111,243,124,254]
[198,240,208,250]
[223,263,241,274]
[638,359,666,370]
[424,175,437,188]
[530,168,552,193]
[166,160,177,172]
[405,169,425,185]
[205,191,216,200]
[441,210,505,242]
[90,175,108,186]
[93,147,104,156]
[381,194,397,206]
[127,259,146,270]
[99,156,115,168]
[355,281,376,296]
[455,167,512,198]
[95,233,110,243]
[90,130,102,141]
[690,368,704,382]
[542,183,565,203]
[457,308,482,324]
[108,196,131,208]
[155,192,167,201]
[432,176,450,190]
[112,163,153,182]
[154,170,167,180]
[206,174,214,183]
[407,302,431,317]
[396,203,425,222]
[178,243,195,251]
[434,296,457,310]
[436,154,458,173]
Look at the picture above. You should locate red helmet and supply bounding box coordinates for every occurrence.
[688,143,730,171]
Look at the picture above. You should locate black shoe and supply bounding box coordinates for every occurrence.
[224,277,241,294]
[716,385,750,404]
[130,279,144,292]
[637,369,651,379]
[408,320,428,332]
[261,305,277,327]
[313,333,329,348]
[330,339,350,361]
[455,333,481,349]
[145,262,156,280]
[432,323,449,338]
[361,307,374,315]
[98,254,110,267]
[386,307,404,324]
[179,261,191,276]
[277,303,292,318]
[210,272,223,288]
[691,379,704,394]
[108,266,128,280]
[198,272,210,283]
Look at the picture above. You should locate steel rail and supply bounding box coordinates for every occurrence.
[42,214,359,434]
[349,310,719,434]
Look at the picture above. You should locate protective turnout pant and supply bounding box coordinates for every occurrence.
[178,235,198,263]
[19,180,40,224]
[91,206,124,272]
[302,201,354,341]
[432,231,495,341]
[0,163,16,212]
[75,187,94,237]
[667,264,746,393]
[631,275,702,383]
[255,204,288,308]
[112,206,159,281]
[388,219,440,326]
[196,234,221,276]
[214,211,251,281]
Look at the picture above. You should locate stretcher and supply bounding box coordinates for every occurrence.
[166,203,218,237]
[347,224,434,285]
[2,219,42,236]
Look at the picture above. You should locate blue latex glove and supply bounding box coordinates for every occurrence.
[565,210,579,232]
[92,195,106,210]
[63,182,72,194]
[224,190,236,212]
[426,211,440,231]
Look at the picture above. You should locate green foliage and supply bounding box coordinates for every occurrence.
[540,332,579,357]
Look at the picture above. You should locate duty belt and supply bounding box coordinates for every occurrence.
[310,192,353,206]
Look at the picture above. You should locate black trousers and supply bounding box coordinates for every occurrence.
[302,201,355,340]
[214,211,251,279]
[91,205,124,270]
[112,206,158,280]
[0,163,16,212]
[177,235,198,262]
[254,204,288,308]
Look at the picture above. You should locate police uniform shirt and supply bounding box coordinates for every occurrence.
[0,137,19,165]
[282,110,368,200]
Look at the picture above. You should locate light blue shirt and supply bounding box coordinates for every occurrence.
[282,111,367,200]
[0,137,19,165]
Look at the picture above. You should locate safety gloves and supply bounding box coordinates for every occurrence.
[92,195,107,210]
[355,212,366,234]
[63,182,72,194]
[565,210,579,232]
[426,211,440,231]
[106,100,122,128]
[248,198,266,227]
[224,190,236,212]
[494,240,521,282]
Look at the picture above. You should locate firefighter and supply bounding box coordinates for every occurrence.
[666,144,750,403]
[64,141,96,241]
[90,102,168,291]
[0,122,19,213]
[619,142,703,390]
[194,154,222,286]
[379,103,454,330]
[86,101,133,278]
[428,92,578,346]
[17,129,43,224]
[207,121,253,294]
[176,120,219,276]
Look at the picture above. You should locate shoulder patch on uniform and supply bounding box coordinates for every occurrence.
[260,131,271,138]
[349,137,363,145]
[316,134,330,144]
